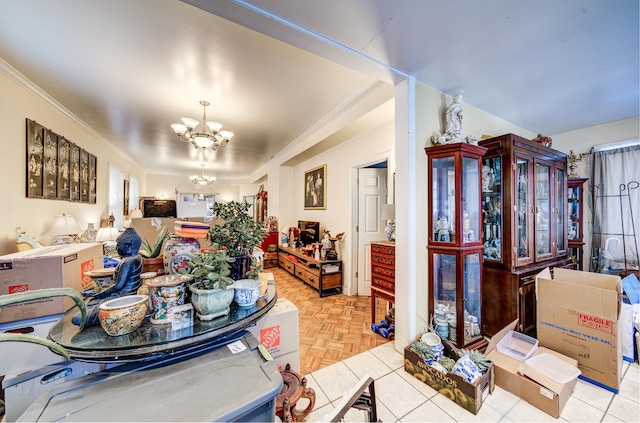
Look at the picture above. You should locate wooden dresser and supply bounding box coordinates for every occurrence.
[370,241,395,324]
[278,245,342,297]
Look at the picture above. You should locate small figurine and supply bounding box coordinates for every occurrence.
[431,90,478,145]
[436,216,450,242]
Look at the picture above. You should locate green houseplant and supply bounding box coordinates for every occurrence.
[207,201,268,280]
[179,246,236,320]
[139,226,171,274]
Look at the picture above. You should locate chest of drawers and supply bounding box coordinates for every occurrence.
[370,241,395,324]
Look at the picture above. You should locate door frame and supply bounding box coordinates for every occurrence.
[347,151,393,296]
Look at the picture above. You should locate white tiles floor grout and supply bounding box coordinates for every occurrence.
[296,344,640,422]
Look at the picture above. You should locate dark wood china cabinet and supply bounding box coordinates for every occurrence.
[567,178,589,270]
[478,134,572,337]
[426,143,488,350]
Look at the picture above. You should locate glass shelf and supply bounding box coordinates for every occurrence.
[48,288,278,362]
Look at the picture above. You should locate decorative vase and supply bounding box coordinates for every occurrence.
[98,295,148,336]
[233,279,262,307]
[146,274,192,324]
[163,237,200,275]
[189,282,235,320]
[230,254,252,281]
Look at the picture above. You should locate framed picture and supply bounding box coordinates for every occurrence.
[89,154,97,204]
[57,137,71,200]
[123,179,129,215]
[80,149,89,203]
[70,143,80,202]
[304,164,326,210]
[26,119,45,198]
[43,129,58,199]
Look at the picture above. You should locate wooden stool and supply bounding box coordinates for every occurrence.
[276,363,315,422]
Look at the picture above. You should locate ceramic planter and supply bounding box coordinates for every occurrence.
[189,282,235,321]
[98,295,148,336]
[233,279,262,307]
[163,237,200,274]
[147,274,192,324]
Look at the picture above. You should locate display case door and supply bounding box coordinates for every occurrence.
[463,252,483,345]
[515,154,533,266]
[555,167,567,255]
[462,156,481,245]
[482,156,502,262]
[535,161,553,261]
[431,157,456,244]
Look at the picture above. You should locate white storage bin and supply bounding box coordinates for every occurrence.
[496,330,538,360]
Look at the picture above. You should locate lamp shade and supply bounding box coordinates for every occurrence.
[381,204,396,221]
[96,227,121,242]
[50,214,83,236]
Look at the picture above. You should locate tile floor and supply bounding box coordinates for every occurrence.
[295,343,639,422]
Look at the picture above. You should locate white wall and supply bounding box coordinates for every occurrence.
[0,72,145,254]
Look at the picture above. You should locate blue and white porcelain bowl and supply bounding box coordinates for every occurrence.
[233,279,262,307]
[420,332,445,361]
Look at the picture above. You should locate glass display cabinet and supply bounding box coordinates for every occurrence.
[568,177,588,270]
[478,134,572,336]
[426,143,487,349]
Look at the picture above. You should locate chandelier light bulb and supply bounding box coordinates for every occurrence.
[189,164,216,186]
[171,100,233,150]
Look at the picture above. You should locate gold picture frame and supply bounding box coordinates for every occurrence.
[304,164,326,210]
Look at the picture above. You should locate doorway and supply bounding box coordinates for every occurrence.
[355,162,388,296]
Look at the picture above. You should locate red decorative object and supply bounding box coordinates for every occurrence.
[533,133,553,147]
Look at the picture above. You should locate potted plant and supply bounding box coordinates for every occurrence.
[139,226,171,274]
[179,246,236,320]
[207,201,268,280]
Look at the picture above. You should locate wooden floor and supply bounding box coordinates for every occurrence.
[268,267,391,376]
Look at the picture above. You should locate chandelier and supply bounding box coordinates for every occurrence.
[190,164,216,186]
[171,100,233,150]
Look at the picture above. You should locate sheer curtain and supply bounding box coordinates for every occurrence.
[589,143,640,274]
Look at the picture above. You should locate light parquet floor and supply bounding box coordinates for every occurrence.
[269,267,390,376]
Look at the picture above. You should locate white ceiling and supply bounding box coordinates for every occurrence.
[0,0,637,181]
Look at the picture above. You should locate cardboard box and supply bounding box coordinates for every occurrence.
[486,321,580,418]
[0,243,103,323]
[536,267,622,393]
[246,297,300,372]
[404,341,494,415]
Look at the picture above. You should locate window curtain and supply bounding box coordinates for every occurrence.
[589,143,640,274]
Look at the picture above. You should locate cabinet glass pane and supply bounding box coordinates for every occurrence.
[516,158,530,258]
[535,164,551,255]
[568,186,580,241]
[433,252,456,308]
[463,253,482,344]
[482,157,501,260]
[432,157,456,242]
[556,168,566,251]
[462,156,480,243]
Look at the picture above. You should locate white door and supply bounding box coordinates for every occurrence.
[357,167,388,295]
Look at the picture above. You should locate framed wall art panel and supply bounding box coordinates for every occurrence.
[80,148,89,203]
[70,143,80,202]
[304,164,327,210]
[57,137,71,200]
[89,154,97,204]
[43,129,58,199]
[26,119,44,198]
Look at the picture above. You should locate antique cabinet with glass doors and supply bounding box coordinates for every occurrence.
[478,134,572,337]
[426,143,488,350]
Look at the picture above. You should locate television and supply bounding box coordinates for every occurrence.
[298,220,320,246]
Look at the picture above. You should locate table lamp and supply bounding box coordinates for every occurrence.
[50,214,83,245]
[381,204,396,242]
[96,226,121,256]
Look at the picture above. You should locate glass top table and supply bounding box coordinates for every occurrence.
[48,287,277,362]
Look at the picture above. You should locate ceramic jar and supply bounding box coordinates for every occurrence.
[233,279,262,307]
[163,237,200,274]
[146,274,192,324]
[98,294,148,336]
